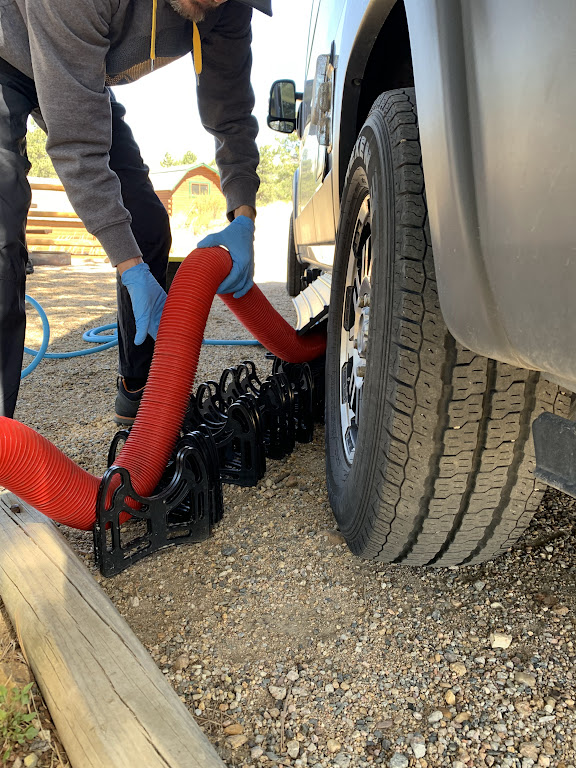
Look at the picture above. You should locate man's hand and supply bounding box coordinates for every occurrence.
[197,214,255,299]
[119,262,167,344]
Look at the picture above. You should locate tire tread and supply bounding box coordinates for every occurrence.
[328,88,570,567]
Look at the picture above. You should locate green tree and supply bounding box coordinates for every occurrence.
[185,194,227,234]
[160,150,198,167]
[256,136,299,206]
[26,122,56,178]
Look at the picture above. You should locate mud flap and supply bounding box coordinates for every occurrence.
[533,412,576,497]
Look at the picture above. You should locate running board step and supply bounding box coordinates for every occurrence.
[293,273,331,334]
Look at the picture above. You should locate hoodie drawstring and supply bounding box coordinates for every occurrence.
[150,0,202,83]
[192,22,203,84]
[150,0,158,70]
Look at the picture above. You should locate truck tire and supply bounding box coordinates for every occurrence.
[325,88,569,567]
[287,214,305,296]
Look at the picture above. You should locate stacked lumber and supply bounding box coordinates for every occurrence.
[26,183,106,258]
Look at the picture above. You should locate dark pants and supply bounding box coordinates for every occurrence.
[0,59,171,418]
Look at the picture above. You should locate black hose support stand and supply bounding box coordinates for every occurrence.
[94,356,325,577]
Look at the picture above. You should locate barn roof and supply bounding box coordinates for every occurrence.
[149,164,221,193]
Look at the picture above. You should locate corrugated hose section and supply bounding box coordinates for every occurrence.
[0,247,326,529]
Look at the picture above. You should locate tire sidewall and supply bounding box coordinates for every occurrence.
[326,107,396,542]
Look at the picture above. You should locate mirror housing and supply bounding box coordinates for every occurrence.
[268,79,301,133]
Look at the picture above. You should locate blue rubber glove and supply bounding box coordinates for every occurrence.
[120,262,167,345]
[197,215,255,298]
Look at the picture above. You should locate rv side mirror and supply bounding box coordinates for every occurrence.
[268,79,298,133]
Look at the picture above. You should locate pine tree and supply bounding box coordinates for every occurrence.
[26,122,57,178]
[256,136,300,205]
[160,150,198,167]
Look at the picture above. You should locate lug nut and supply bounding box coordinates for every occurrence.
[359,295,371,308]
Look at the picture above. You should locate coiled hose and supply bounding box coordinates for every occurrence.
[21,306,260,380]
[0,247,326,530]
[22,306,119,377]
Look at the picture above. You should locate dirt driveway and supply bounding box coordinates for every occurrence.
[5,202,576,768]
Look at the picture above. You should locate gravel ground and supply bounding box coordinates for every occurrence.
[0,608,69,767]
[4,245,576,768]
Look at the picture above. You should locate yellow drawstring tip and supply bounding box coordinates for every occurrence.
[150,0,158,70]
[193,22,203,84]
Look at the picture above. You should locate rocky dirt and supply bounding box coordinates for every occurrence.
[2,209,576,768]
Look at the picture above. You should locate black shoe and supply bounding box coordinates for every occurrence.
[25,259,34,275]
[114,377,145,425]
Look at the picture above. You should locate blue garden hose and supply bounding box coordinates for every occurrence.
[22,294,260,379]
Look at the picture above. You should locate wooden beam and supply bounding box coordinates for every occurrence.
[29,182,65,191]
[25,237,99,247]
[25,228,53,235]
[28,211,80,219]
[28,246,106,258]
[0,494,225,768]
[26,219,87,229]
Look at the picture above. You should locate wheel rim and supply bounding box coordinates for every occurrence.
[339,193,372,464]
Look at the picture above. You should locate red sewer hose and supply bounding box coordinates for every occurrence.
[0,247,326,530]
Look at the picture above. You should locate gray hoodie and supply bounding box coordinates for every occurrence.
[0,0,260,266]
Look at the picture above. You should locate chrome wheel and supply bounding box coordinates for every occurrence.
[339,194,372,464]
